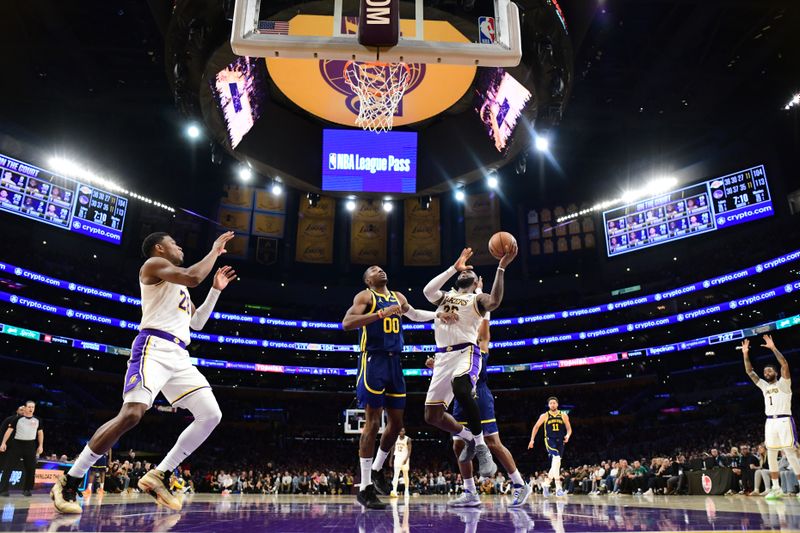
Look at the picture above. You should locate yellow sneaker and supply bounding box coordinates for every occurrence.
[50,475,82,514]
[390,491,399,498]
[138,470,182,511]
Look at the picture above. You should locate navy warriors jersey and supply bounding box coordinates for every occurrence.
[360,290,404,353]
[545,411,566,440]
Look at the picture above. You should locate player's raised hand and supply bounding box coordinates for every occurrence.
[425,357,435,369]
[476,276,484,291]
[436,311,460,324]
[454,248,474,271]
[498,240,518,269]
[761,334,776,350]
[212,231,235,256]
[212,266,237,291]
[741,338,750,354]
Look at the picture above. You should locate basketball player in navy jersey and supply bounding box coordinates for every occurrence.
[51,232,236,514]
[529,397,572,497]
[343,265,454,509]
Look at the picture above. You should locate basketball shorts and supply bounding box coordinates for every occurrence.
[123,330,210,408]
[425,344,482,408]
[452,382,498,438]
[545,436,564,457]
[394,459,409,473]
[765,416,798,450]
[356,352,406,409]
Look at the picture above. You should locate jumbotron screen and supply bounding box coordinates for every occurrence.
[0,154,128,244]
[603,164,773,257]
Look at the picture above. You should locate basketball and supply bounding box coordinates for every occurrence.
[488,231,517,260]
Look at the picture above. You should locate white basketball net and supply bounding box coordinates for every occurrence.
[344,61,411,133]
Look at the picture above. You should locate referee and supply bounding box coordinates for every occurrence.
[0,401,44,496]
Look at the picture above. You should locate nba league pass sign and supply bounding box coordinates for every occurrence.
[322,129,417,193]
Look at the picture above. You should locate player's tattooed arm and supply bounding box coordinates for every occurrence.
[741,338,760,385]
[342,290,398,330]
[141,231,234,287]
[477,241,518,314]
[762,334,789,379]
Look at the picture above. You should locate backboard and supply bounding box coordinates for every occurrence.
[231,0,522,66]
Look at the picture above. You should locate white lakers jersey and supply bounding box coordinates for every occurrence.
[139,279,192,345]
[434,290,484,347]
[757,378,792,416]
[394,436,410,458]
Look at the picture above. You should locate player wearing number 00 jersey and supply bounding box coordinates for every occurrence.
[342,266,447,510]
[51,232,236,514]
[742,335,800,501]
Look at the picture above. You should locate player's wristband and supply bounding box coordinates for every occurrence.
[497,267,505,272]
[377,309,385,319]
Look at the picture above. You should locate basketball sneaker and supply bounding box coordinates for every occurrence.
[475,444,497,478]
[372,469,391,496]
[447,490,481,507]
[555,488,566,497]
[50,474,82,514]
[509,483,532,507]
[764,487,784,501]
[138,469,182,511]
[390,491,399,498]
[357,484,388,510]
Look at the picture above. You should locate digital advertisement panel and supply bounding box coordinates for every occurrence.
[603,165,773,257]
[322,130,417,193]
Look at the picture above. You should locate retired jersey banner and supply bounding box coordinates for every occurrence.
[220,185,254,209]
[218,207,252,233]
[350,199,387,265]
[295,195,335,263]
[404,198,441,266]
[255,190,286,213]
[216,231,249,258]
[464,192,500,265]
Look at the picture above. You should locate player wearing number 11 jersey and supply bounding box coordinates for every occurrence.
[342,266,450,510]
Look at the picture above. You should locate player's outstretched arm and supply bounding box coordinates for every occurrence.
[477,241,518,313]
[190,266,237,331]
[741,338,760,385]
[342,290,401,331]
[141,231,234,287]
[423,248,472,304]
[762,334,789,379]
[395,292,458,323]
[528,414,546,449]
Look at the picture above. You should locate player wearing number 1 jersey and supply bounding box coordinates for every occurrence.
[342,266,452,510]
[742,335,800,500]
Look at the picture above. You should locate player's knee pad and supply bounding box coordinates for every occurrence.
[549,456,561,479]
[183,389,222,427]
[451,375,475,401]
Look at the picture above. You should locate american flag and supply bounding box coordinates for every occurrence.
[257,21,289,34]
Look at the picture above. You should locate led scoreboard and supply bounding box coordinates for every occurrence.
[0,154,127,244]
[603,165,773,257]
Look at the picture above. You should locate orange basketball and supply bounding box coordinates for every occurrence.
[488,231,517,260]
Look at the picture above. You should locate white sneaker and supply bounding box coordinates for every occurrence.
[643,489,654,496]
[555,489,565,497]
[509,483,532,507]
[448,491,481,507]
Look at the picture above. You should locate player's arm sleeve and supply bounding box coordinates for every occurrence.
[403,306,436,322]
[423,266,457,304]
[189,288,221,330]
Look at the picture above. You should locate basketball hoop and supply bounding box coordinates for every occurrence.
[343,61,411,133]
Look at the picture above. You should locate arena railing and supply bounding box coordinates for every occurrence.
[0,248,797,330]
[0,313,797,377]
[0,279,798,351]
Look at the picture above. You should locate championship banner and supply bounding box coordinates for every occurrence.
[251,212,285,238]
[220,185,254,209]
[464,192,500,265]
[255,190,286,213]
[404,198,440,266]
[295,195,335,263]
[218,207,252,233]
[350,199,387,265]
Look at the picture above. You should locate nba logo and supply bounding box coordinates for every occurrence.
[479,16,495,44]
[329,153,337,170]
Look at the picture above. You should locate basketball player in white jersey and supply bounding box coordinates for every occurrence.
[742,334,800,500]
[422,245,517,479]
[390,427,412,498]
[51,231,236,514]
